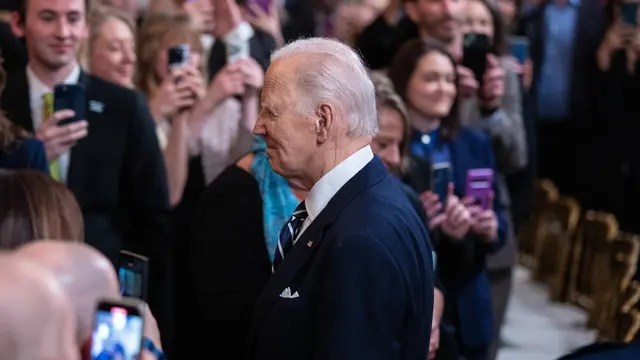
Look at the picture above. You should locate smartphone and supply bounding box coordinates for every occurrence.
[54,84,86,126]
[508,36,529,64]
[167,43,190,71]
[89,298,145,360]
[432,162,452,210]
[118,251,149,302]
[462,33,491,84]
[465,168,494,209]
[226,41,250,64]
[621,2,639,25]
[247,0,271,13]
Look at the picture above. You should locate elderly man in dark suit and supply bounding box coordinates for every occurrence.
[1,0,172,354]
[250,37,434,360]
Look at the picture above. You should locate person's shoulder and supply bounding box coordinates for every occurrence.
[457,126,491,145]
[86,74,141,102]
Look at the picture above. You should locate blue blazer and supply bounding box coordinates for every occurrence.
[249,157,434,360]
[558,340,640,360]
[0,137,49,174]
[434,128,508,348]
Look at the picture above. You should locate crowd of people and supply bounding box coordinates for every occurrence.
[0,0,639,359]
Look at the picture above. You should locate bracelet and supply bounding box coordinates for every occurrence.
[143,337,167,360]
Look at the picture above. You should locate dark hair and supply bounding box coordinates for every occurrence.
[0,169,84,249]
[370,71,411,159]
[477,0,509,55]
[15,0,91,25]
[0,65,28,149]
[388,38,461,142]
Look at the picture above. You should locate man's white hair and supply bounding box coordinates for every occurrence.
[271,38,379,138]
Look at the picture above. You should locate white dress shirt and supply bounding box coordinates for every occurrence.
[27,64,81,184]
[294,145,374,243]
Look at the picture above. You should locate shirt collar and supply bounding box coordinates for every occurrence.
[304,145,374,222]
[26,63,81,101]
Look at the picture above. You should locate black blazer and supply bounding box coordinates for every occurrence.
[249,157,434,360]
[0,69,173,341]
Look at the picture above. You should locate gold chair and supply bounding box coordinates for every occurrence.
[533,197,581,302]
[567,211,619,313]
[614,308,640,342]
[518,179,559,269]
[595,234,640,339]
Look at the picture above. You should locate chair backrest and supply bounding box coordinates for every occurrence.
[597,234,640,339]
[568,211,619,311]
[518,179,559,268]
[534,196,581,302]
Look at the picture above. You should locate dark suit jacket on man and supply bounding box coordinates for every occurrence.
[0,69,173,347]
[249,157,434,360]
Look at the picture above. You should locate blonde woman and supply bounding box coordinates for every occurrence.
[85,5,136,87]
[136,12,262,205]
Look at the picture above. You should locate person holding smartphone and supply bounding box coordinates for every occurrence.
[390,39,507,360]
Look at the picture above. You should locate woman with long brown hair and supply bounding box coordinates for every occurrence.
[0,66,48,173]
[0,169,84,249]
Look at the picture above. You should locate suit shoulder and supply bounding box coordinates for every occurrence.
[457,126,490,145]
[87,75,142,101]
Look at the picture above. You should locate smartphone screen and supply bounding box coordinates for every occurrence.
[118,251,149,302]
[432,162,451,210]
[54,84,86,126]
[465,168,494,209]
[90,299,144,360]
[507,36,529,64]
[621,2,639,25]
[167,44,190,71]
[462,33,491,83]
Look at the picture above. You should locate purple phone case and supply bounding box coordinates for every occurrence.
[466,168,494,209]
[249,0,271,13]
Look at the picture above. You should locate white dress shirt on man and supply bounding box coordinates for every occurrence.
[295,145,374,243]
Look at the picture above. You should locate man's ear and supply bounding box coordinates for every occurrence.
[10,12,24,38]
[403,2,421,24]
[315,103,335,143]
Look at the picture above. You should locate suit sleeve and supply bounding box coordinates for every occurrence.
[123,91,171,256]
[315,233,423,360]
[28,138,50,175]
[482,135,508,252]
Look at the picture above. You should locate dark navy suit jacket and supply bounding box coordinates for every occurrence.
[558,340,640,360]
[249,157,434,360]
[0,137,49,173]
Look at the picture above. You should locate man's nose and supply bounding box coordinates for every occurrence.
[54,19,71,38]
[253,117,266,135]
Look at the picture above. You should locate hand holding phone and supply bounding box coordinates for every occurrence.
[36,88,88,161]
[90,298,145,360]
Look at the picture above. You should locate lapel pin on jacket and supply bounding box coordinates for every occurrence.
[89,100,104,114]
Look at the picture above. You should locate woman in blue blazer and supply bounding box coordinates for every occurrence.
[389,39,508,360]
[0,116,48,173]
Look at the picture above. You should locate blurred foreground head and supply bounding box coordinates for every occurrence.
[17,241,120,347]
[0,252,79,360]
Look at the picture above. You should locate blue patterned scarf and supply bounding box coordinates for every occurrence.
[249,136,300,262]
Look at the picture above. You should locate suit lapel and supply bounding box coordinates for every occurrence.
[2,70,34,132]
[249,157,389,339]
[66,71,92,191]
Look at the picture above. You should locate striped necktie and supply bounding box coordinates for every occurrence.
[42,93,61,181]
[272,201,308,273]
